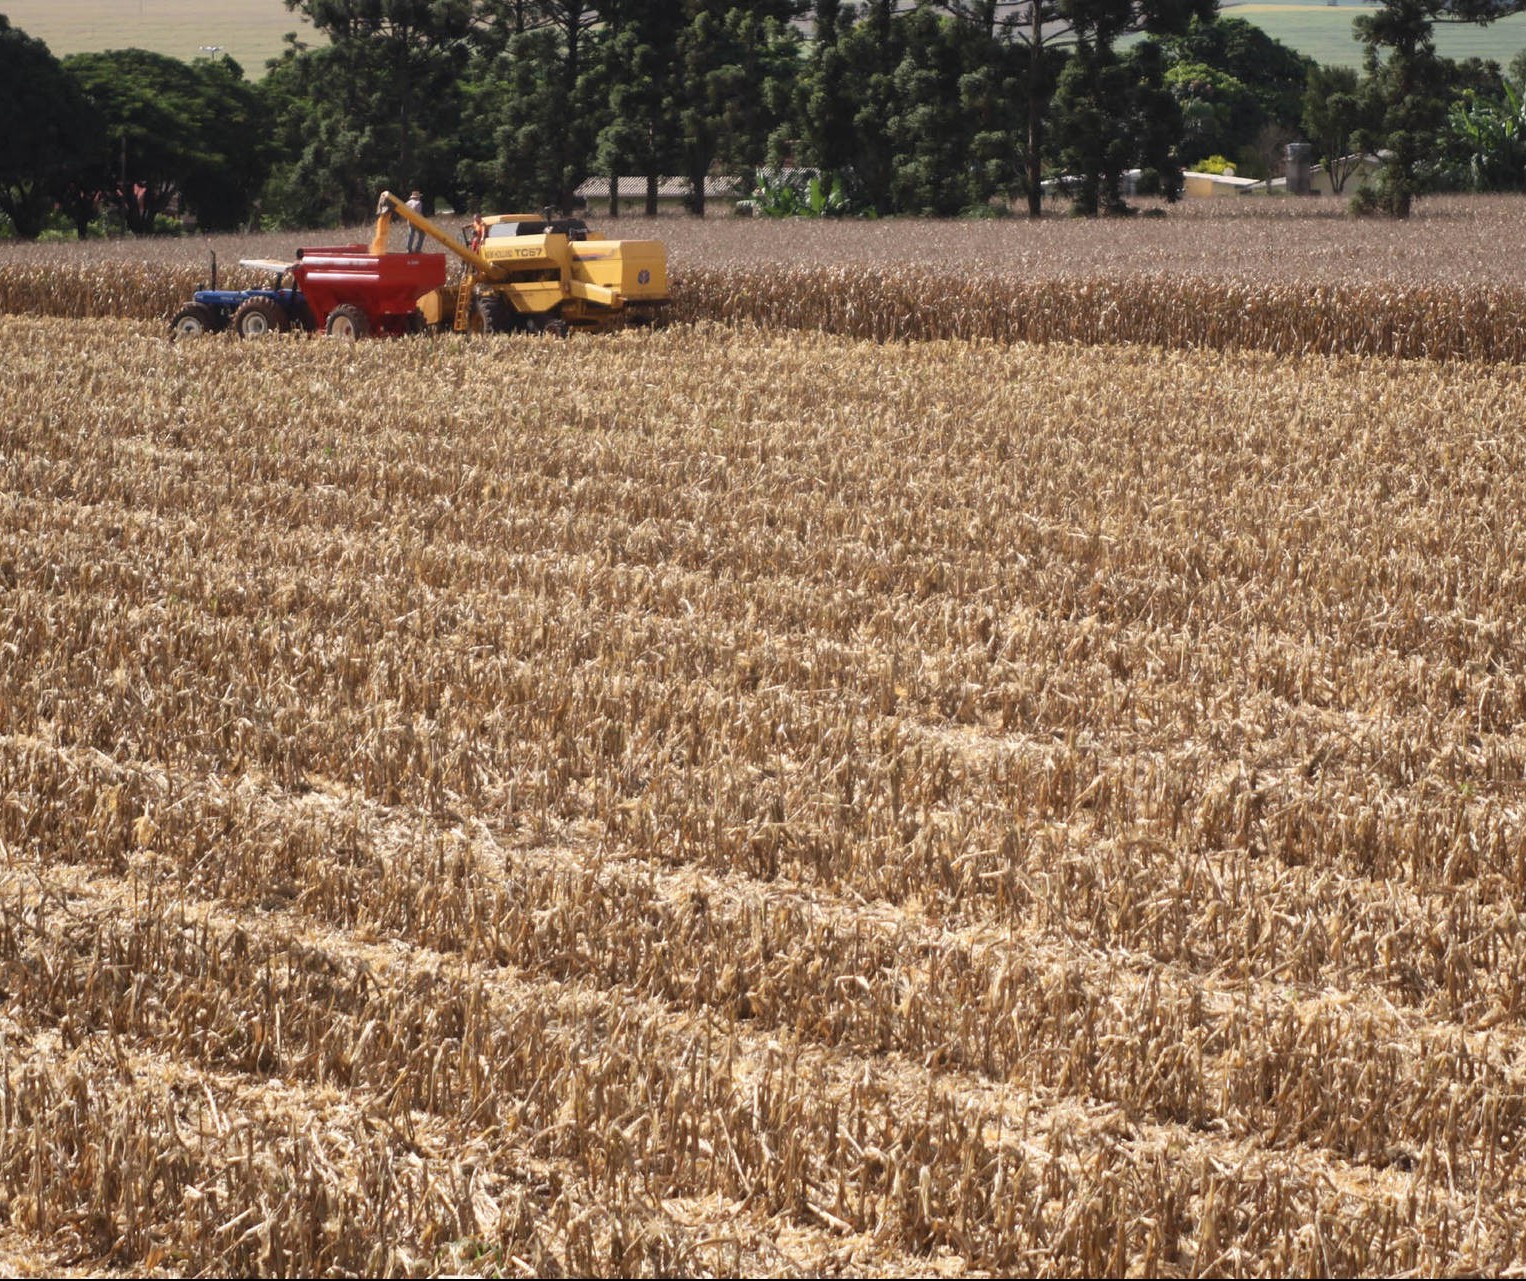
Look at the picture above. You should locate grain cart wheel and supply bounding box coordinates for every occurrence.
[169,303,219,340]
[475,292,513,334]
[232,296,290,338]
[325,304,371,341]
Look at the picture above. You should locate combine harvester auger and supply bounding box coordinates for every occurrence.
[372,190,670,335]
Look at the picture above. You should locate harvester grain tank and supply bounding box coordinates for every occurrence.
[371,190,669,334]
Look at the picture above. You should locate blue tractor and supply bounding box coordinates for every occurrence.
[168,255,314,339]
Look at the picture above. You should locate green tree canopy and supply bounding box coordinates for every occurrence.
[588,1,687,214]
[456,23,591,212]
[1165,60,1255,165]
[884,7,1024,214]
[64,48,269,234]
[270,0,474,222]
[1159,16,1310,135]
[1302,63,1375,192]
[0,17,102,238]
[671,1,805,215]
[1053,0,1214,213]
[794,0,900,211]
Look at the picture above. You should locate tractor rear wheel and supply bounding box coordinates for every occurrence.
[475,292,513,334]
[169,303,219,340]
[325,304,371,341]
[232,296,290,338]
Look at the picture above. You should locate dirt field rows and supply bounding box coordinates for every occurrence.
[3,295,1526,1274]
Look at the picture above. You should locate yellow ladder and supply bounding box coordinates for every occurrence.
[453,273,476,333]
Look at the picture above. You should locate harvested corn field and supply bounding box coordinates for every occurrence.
[7,196,1526,359]
[4,307,1526,1275]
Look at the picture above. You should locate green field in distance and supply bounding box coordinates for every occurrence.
[4,0,1525,75]
[1222,0,1526,68]
[3,0,316,76]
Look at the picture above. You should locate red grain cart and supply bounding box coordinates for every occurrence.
[292,246,448,338]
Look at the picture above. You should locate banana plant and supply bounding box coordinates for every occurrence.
[1448,79,1526,191]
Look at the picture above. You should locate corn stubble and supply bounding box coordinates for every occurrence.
[3,310,1526,1275]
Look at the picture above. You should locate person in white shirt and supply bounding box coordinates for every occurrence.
[405,190,425,253]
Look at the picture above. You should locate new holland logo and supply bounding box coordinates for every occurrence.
[637,269,651,285]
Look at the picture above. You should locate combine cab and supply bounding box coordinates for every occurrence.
[169,249,446,340]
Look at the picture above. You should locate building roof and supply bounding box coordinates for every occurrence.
[575,175,744,199]
[1181,170,1261,189]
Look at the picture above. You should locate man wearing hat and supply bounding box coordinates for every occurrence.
[405,190,425,253]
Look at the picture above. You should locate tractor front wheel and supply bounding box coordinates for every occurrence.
[232,296,290,338]
[325,304,371,341]
[169,303,219,340]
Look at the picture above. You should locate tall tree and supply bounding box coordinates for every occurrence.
[885,6,1023,214]
[590,0,687,215]
[458,23,582,211]
[261,40,389,226]
[886,7,968,214]
[672,1,805,216]
[797,0,858,179]
[0,17,101,238]
[1051,0,1215,214]
[181,56,272,230]
[1165,60,1256,167]
[796,0,900,211]
[934,1,1075,217]
[538,0,601,210]
[276,0,474,219]
[1355,0,1526,216]
[1159,16,1310,138]
[1302,63,1374,193]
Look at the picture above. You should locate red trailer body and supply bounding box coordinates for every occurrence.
[292,245,447,337]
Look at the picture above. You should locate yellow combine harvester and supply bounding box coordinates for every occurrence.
[372,190,669,335]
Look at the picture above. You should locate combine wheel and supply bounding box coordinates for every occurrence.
[475,292,513,334]
[325,304,371,340]
[543,318,570,339]
[169,303,219,340]
[232,296,290,338]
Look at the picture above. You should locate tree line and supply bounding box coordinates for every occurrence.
[2,0,1526,239]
